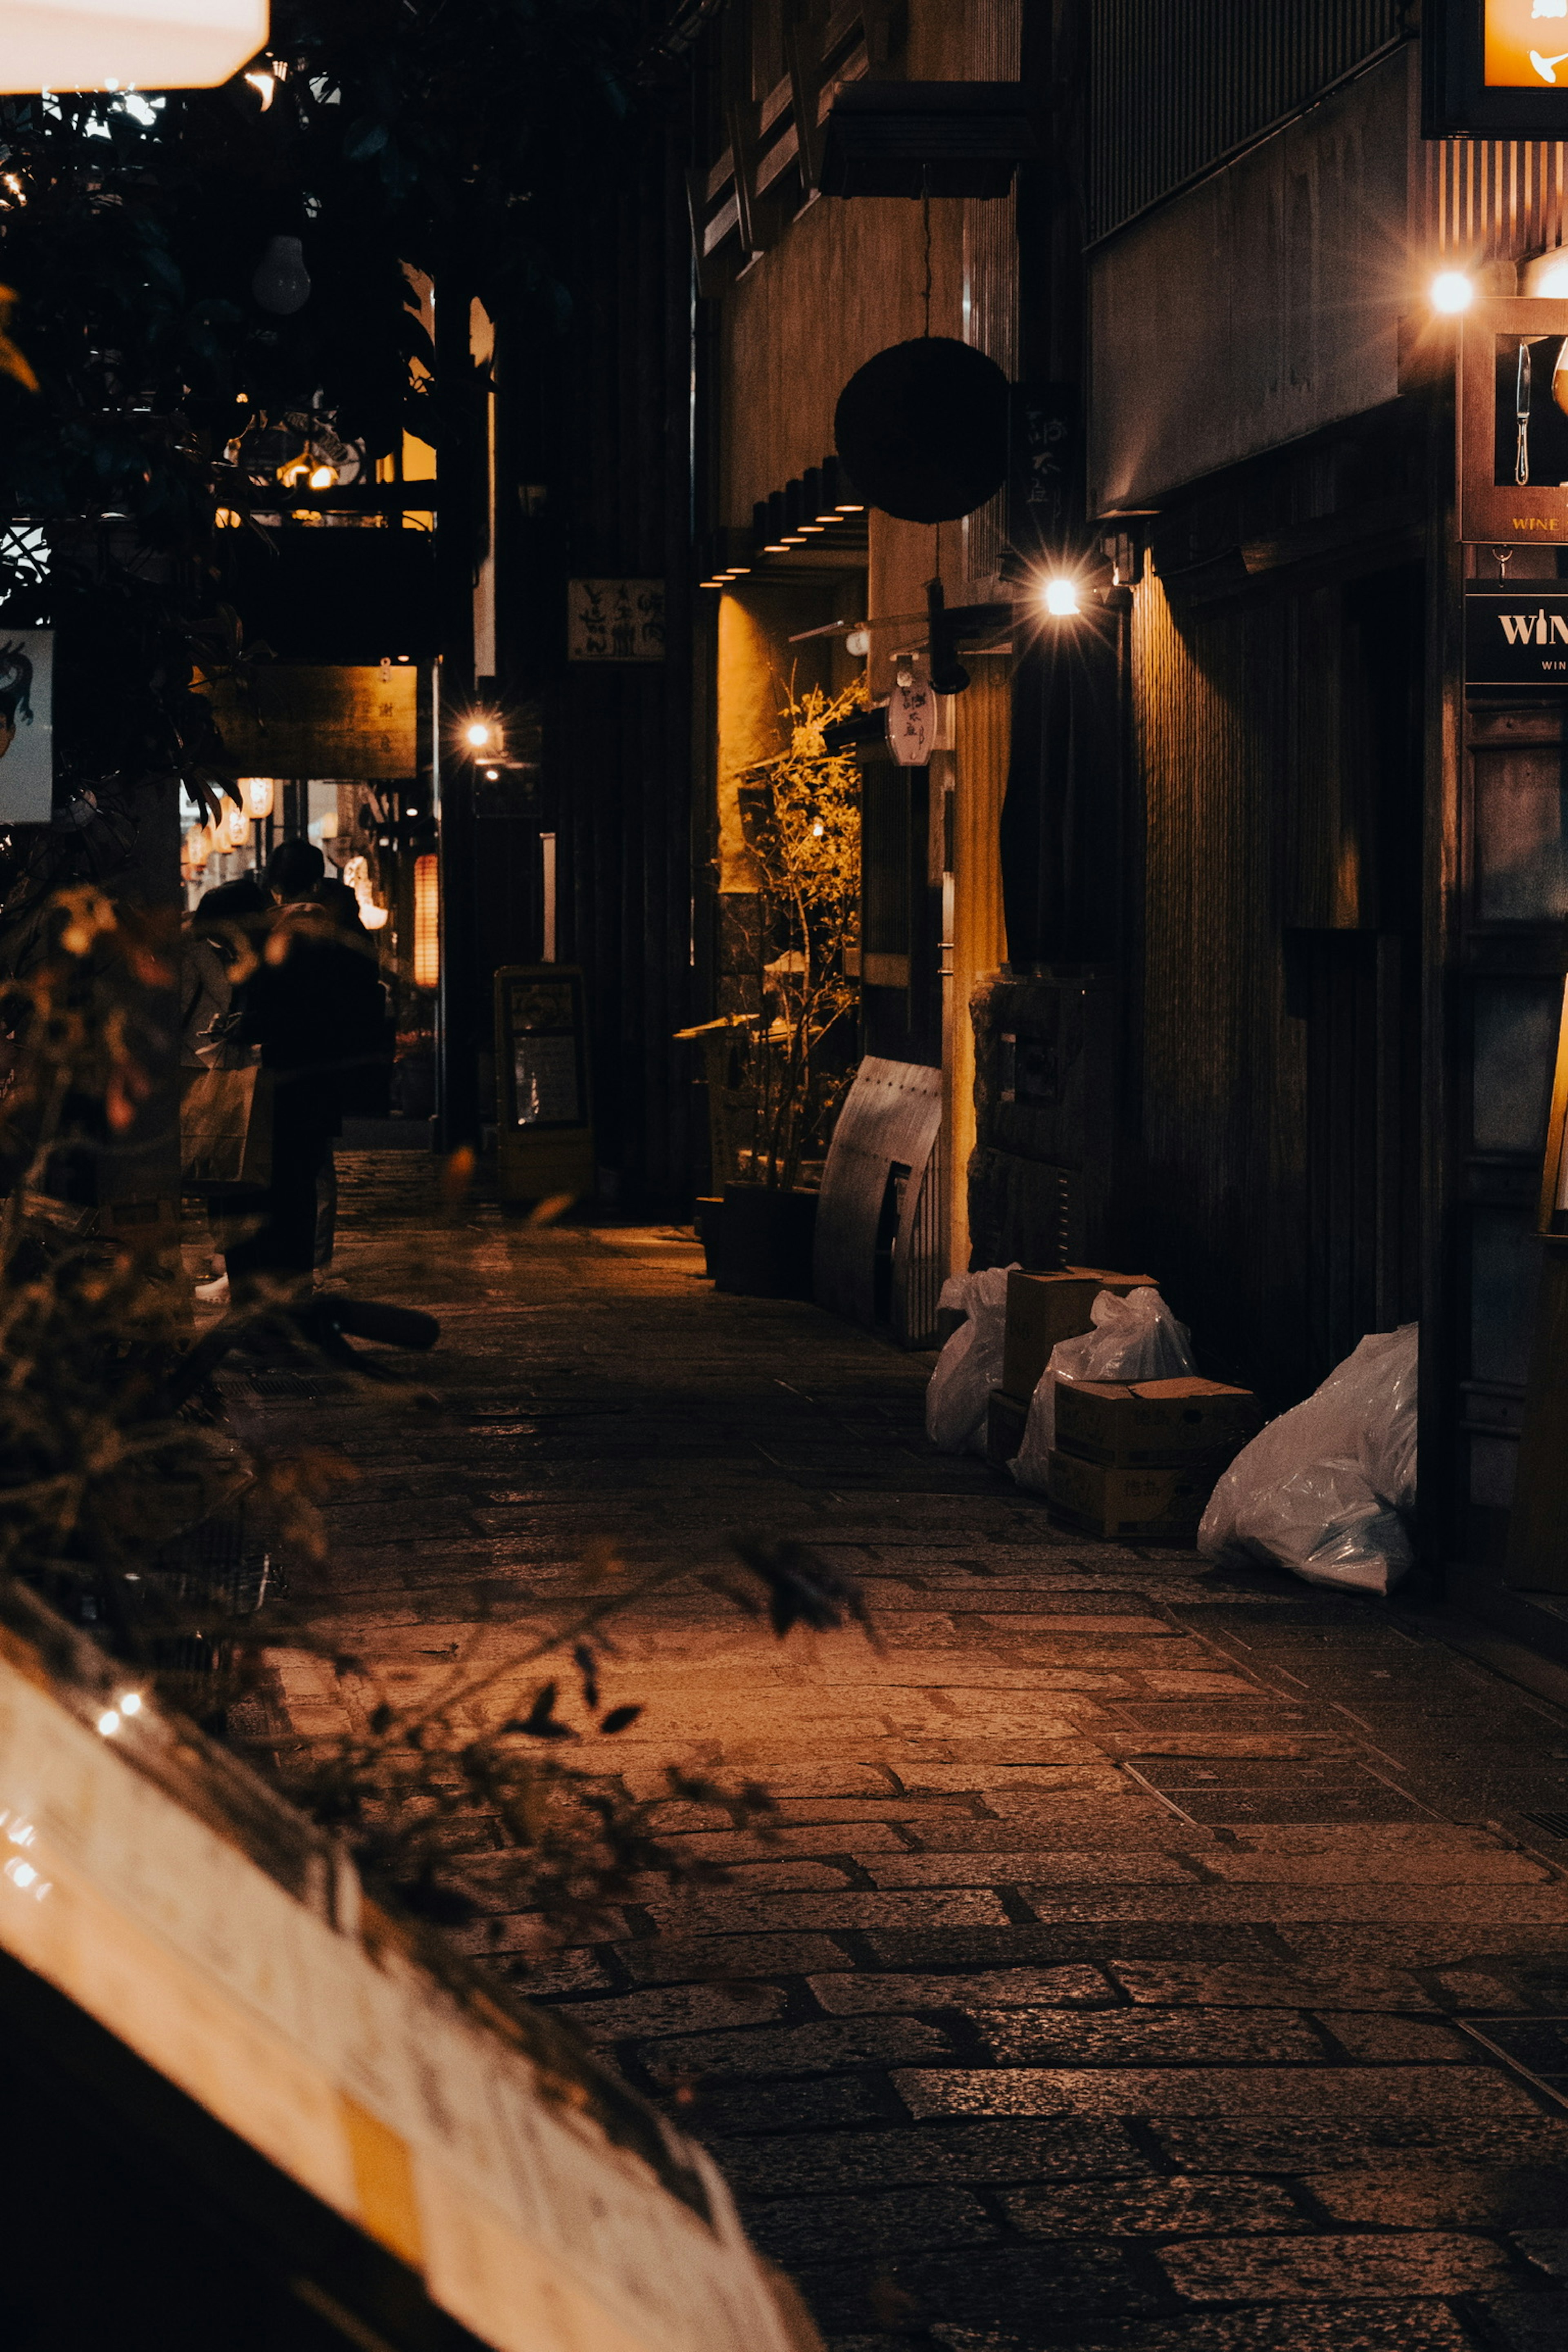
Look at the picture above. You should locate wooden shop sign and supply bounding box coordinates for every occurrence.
[198,662,418,778]
[1465,587,1568,685]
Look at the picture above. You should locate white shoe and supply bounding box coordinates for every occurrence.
[194,1272,230,1304]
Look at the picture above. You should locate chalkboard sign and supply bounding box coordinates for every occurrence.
[495,964,595,1205]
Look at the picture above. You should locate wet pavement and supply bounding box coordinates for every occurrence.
[229,1155,1568,2352]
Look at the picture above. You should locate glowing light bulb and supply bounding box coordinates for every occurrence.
[1430,270,1474,316]
[308,464,336,490]
[244,69,275,110]
[97,1709,122,1737]
[1043,578,1081,617]
[811,820,825,837]
[465,719,495,750]
[118,1691,143,1715]
[252,235,311,317]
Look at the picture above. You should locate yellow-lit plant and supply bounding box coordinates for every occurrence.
[732,676,865,1189]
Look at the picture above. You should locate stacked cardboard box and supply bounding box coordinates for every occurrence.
[1045,1376,1264,1540]
[984,1267,1160,1466]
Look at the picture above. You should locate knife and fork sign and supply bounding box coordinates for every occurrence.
[1516,339,1568,488]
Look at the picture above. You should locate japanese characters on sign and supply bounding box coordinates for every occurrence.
[197,663,419,779]
[885,665,936,767]
[566,579,666,663]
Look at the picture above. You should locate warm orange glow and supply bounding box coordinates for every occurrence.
[414,853,440,989]
[185,824,209,871]
[241,776,274,820]
[1486,0,1568,87]
[223,798,247,848]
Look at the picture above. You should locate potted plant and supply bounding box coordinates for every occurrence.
[685,677,864,1298]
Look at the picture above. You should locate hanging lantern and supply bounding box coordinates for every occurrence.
[185,824,209,872]
[356,893,390,932]
[223,797,247,849]
[0,3,271,95]
[413,853,439,989]
[241,776,274,821]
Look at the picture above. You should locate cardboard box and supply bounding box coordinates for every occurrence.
[1044,1448,1216,1541]
[1053,1376,1263,1469]
[1002,1266,1159,1402]
[985,1388,1031,1468]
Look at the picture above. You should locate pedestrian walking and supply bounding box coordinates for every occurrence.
[222,840,364,1299]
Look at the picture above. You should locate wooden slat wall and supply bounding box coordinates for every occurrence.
[1130,560,1312,1398]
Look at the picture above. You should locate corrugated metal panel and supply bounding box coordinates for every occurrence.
[1088,0,1406,244]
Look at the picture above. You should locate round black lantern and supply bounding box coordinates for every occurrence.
[833,337,1009,525]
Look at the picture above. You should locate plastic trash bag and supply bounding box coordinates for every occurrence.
[1010,1286,1196,1490]
[926,1265,1018,1454]
[1198,1323,1418,1597]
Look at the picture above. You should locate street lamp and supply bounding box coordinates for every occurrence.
[0,2,270,93]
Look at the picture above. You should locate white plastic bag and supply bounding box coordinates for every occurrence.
[925,1265,1018,1454]
[1011,1287,1196,1490]
[1198,1324,1418,1597]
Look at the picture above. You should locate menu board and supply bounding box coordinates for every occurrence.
[0,1630,805,2352]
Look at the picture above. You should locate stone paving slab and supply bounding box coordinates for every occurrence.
[263,1164,1568,2352]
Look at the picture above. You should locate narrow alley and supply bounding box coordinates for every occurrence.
[239,1159,1568,2352]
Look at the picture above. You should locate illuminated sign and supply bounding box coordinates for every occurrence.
[1426,0,1568,131]
[1456,299,1568,538]
[1486,0,1568,89]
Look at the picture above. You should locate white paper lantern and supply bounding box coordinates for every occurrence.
[0,3,270,96]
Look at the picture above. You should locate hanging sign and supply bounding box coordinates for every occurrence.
[1456,299,1568,542]
[1465,587,1568,684]
[0,626,51,821]
[197,663,418,778]
[885,664,936,766]
[1425,0,1568,136]
[566,580,665,662]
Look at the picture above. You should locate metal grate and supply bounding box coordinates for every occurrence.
[1087,0,1406,245]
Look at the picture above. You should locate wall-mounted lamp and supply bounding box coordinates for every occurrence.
[1042,577,1081,617]
[1430,270,1475,315]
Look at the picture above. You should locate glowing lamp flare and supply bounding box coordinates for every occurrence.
[464,718,498,751]
[1430,271,1474,316]
[1042,578,1081,617]
[0,2,271,94]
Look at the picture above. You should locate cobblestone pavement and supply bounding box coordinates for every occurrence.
[236,1158,1568,2352]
